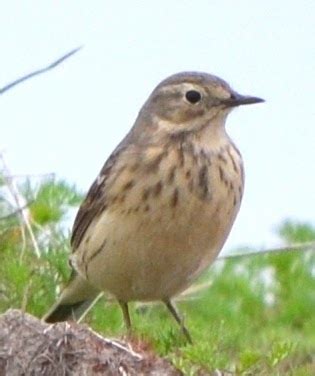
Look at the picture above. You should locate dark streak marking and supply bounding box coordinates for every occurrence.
[200,149,212,165]
[218,166,229,188]
[198,165,208,185]
[171,188,179,207]
[82,246,87,264]
[233,195,237,207]
[218,153,228,164]
[170,131,189,143]
[167,166,176,184]
[198,165,209,198]
[119,195,126,203]
[142,188,150,201]
[185,170,191,179]
[219,166,224,182]
[111,195,118,204]
[153,181,163,196]
[130,162,140,172]
[147,151,166,172]
[87,239,107,263]
[214,202,221,214]
[123,180,135,191]
[144,204,150,212]
[85,263,88,280]
[177,147,185,167]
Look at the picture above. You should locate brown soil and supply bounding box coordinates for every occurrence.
[0,309,181,376]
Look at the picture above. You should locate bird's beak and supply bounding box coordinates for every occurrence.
[223,93,265,107]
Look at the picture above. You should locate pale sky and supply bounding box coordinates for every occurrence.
[1,1,314,252]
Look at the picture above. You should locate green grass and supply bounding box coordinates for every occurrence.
[1,241,314,375]
[83,248,315,375]
[0,177,314,374]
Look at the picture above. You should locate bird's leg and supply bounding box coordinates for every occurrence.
[163,299,193,344]
[118,301,132,334]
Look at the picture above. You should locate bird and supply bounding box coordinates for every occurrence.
[43,71,264,343]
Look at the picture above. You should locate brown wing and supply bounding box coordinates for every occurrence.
[71,145,126,250]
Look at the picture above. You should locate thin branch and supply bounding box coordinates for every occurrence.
[2,173,55,180]
[0,46,82,95]
[0,153,41,258]
[77,293,104,324]
[218,241,315,260]
[0,200,34,221]
[88,327,143,361]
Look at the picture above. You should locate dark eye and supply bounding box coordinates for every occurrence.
[185,90,201,104]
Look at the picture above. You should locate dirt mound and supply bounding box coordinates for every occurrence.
[0,309,181,375]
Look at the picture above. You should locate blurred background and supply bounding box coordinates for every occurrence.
[1,0,314,251]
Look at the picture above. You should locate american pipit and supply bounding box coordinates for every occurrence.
[43,72,263,343]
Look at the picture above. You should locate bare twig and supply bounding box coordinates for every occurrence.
[88,327,143,361]
[218,241,315,260]
[0,48,81,256]
[0,153,41,258]
[77,293,104,324]
[173,242,315,302]
[0,200,34,221]
[2,173,55,180]
[0,46,82,95]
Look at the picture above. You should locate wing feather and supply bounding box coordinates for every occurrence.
[71,145,126,250]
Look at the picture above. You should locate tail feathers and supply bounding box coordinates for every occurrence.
[43,271,100,323]
[44,298,98,323]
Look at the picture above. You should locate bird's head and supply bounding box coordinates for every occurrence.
[137,72,264,139]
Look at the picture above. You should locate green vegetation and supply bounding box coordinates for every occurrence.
[0,174,314,375]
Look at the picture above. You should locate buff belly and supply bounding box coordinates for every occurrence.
[72,172,241,302]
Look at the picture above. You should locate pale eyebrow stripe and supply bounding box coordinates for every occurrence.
[157,82,206,95]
